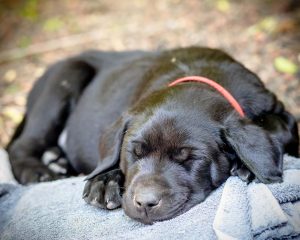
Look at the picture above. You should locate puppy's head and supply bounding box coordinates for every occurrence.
[120,108,231,224]
[96,87,283,224]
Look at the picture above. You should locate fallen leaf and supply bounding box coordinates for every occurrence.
[274,57,298,74]
[216,0,230,12]
[43,17,64,32]
[3,70,17,82]
[247,16,278,35]
[2,107,23,124]
[259,17,277,32]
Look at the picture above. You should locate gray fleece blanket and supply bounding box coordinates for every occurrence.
[0,149,300,240]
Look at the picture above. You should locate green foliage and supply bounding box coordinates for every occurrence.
[19,0,39,21]
[18,36,32,48]
[5,83,21,94]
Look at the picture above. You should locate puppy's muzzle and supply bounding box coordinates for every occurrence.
[133,184,162,213]
[123,174,172,224]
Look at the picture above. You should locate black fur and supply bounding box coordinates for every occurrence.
[8,47,299,224]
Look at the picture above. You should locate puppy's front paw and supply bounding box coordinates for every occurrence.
[13,160,62,184]
[83,169,124,210]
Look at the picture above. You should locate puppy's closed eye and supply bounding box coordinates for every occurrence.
[132,141,149,159]
[171,148,191,162]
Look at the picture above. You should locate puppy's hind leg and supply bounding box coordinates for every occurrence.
[8,59,96,184]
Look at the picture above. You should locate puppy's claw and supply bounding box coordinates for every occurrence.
[82,192,88,199]
[39,173,51,182]
[106,201,120,210]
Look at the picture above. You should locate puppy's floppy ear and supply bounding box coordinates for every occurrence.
[85,115,131,180]
[222,115,283,184]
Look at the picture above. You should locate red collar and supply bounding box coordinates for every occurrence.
[168,76,245,118]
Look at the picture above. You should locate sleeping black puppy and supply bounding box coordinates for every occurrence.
[7,47,299,224]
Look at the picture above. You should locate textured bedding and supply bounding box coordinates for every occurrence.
[0,149,300,240]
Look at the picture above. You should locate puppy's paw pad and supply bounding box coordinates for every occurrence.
[19,164,61,184]
[82,169,124,210]
[39,173,51,182]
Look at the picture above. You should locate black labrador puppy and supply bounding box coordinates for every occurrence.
[7,47,299,224]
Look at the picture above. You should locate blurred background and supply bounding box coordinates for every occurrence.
[0,0,299,148]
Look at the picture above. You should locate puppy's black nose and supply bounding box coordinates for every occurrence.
[134,189,161,210]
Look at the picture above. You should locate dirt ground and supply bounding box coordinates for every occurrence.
[0,0,299,148]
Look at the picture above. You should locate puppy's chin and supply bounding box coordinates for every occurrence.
[122,198,202,225]
[122,202,183,225]
[122,190,203,224]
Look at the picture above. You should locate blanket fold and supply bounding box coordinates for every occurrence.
[213,155,300,240]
